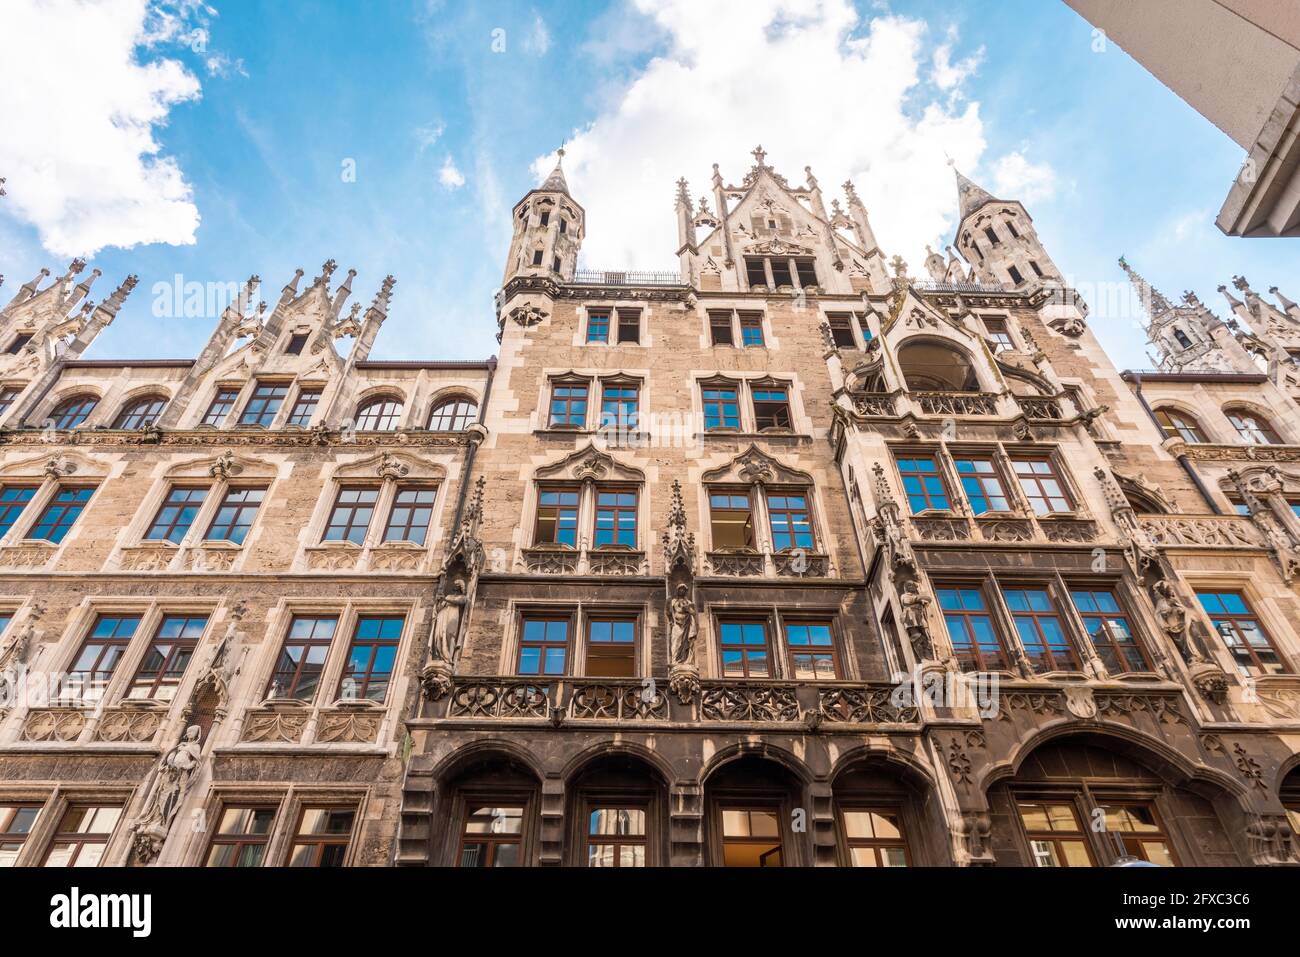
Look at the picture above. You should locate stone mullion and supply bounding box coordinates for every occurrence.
[751,480,775,576]
[984,572,1036,677]
[1052,570,1108,678]
[361,477,397,551]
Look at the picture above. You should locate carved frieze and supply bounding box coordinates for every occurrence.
[569,682,668,721]
[95,709,163,743]
[22,708,86,741]
[700,682,799,722]
[241,709,308,743]
[316,710,382,744]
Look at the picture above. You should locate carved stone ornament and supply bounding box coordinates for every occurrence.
[508,304,548,329]
[669,664,700,705]
[1063,685,1098,719]
[130,725,202,864]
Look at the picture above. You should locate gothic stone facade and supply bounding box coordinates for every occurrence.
[1,148,1299,868]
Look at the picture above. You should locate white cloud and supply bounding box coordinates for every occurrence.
[0,0,204,257]
[416,123,446,152]
[439,156,467,190]
[522,14,551,56]
[931,28,983,92]
[990,150,1057,205]
[533,0,1012,273]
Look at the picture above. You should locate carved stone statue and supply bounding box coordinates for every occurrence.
[1152,578,1188,638]
[900,580,934,660]
[432,578,468,664]
[131,725,202,863]
[669,585,698,665]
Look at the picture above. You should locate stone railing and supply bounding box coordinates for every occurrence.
[1015,395,1065,421]
[700,682,801,722]
[705,550,766,577]
[447,680,551,719]
[818,684,918,724]
[569,681,668,721]
[851,392,897,416]
[1138,515,1264,548]
[572,269,684,286]
[912,392,999,416]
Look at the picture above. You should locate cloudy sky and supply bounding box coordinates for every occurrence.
[0,0,1293,368]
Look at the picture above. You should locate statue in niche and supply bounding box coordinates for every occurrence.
[669,585,698,665]
[432,578,468,664]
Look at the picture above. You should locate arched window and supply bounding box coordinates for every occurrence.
[113,394,167,430]
[354,396,403,431]
[427,396,477,431]
[1172,328,1192,349]
[50,394,98,429]
[1226,408,1281,445]
[1154,408,1206,443]
[897,340,979,392]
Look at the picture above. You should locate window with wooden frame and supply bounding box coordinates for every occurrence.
[1226,408,1282,445]
[766,490,813,551]
[719,806,783,867]
[739,312,764,347]
[145,485,209,543]
[28,486,95,544]
[1016,801,1094,867]
[548,381,588,428]
[534,485,579,547]
[458,804,525,867]
[238,381,288,427]
[204,806,277,867]
[936,585,1008,671]
[1195,590,1288,676]
[205,486,265,544]
[1001,586,1081,672]
[354,395,403,431]
[428,396,477,431]
[323,486,379,544]
[286,388,321,427]
[982,316,1014,352]
[517,615,571,675]
[599,382,639,432]
[616,308,641,344]
[112,394,167,430]
[1011,456,1074,515]
[708,489,755,550]
[41,805,123,867]
[0,804,42,867]
[584,617,636,678]
[784,620,839,679]
[50,394,98,429]
[895,455,950,513]
[65,614,140,704]
[826,314,858,349]
[1098,802,1176,865]
[708,311,735,346]
[752,384,792,431]
[718,619,772,678]
[126,614,207,702]
[840,807,909,867]
[593,487,637,548]
[953,456,1011,514]
[702,382,741,431]
[0,485,38,538]
[1069,589,1151,674]
[383,485,437,545]
[586,309,610,343]
[287,807,356,867]
[1154,408,1206,443]
[586,807,646,867]
[268,615,339,700]
[0,386,22,418]
[338,615,403,701]
[202,387,239,426]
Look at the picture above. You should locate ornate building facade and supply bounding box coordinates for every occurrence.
[0,147,1298,867]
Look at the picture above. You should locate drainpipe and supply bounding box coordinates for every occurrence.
[1130,372,1220,514]
[451,357,497,532]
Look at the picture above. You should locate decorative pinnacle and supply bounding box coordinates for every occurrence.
[751,144,766,166]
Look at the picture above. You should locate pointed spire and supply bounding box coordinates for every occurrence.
[332,268,357,317]
[367,275,396,321]
[8,267,49,307]
[674,177,691,209]
[280,268,305,305]
[95,274,138,319]
[540,146,569,194]
[1118,256,1174,326]
[951,162,998,220]
[1269,286,1298,315]
[67,268,101,312]
[1218,283,1243,309]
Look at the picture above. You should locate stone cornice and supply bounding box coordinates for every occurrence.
[0,427,473,450]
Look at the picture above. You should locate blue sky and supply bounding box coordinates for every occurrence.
[0,0,1293,370]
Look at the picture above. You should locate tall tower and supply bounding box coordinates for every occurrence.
[1119,257,1251,373]
[951,166,1062,289]
[503,149,585,285]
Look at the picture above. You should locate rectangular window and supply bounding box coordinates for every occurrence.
[954,458,1010,514]
[5,334,32,355]
[982,317,1014,352]
[1196,591,1286,676]
[285,333,309,355]
[0,386,22,418]
[41,805,123,867]
[767,491,813,551]
[1099,803,1176,866]
[532,249,544,266]
[549,382,588,428]
[896,456,949,513]
[739,312,764,347]
[841,807,908,867]
[206,487,265,544]
[752,386,792,430]
[709,312,734,346]
[383,486,436,545]
[1069,589,1150,673]
[517,616,570,675]
[586,310,610,343]
[202,388,239,426]
[535,486,579,547]
[146,486,208,544]
[827,315,857,349]
[785,621,838,679]
[719,620,771,678]
[286,388,321,427]
[1007,265,1024,286]
[238,381,289,427]
[1012,458,1073,515]
[794,258,818,288]
[720,807,782,867]
[770,258,793,287]
[0,805,40,866]
[288,807,356,867]
[709,491,754,549]
[339,615,403,701]
[1002,587,1080,672]
[269,616,338,700]
[744,257,768,288]
[205,806,276,867]
[937,586,1007,671]
[984,227,999,246]
[0,485,38,538]
[1017,802,1093,867]
[458,804,524,867]
[28,486,94,543]
[587,807,646,867]
[702,385,740,430]
[599,384,639,431]
[65,615,139,704]
[616,309,640,344]
[1029,260,1044,278]
[127,615,207,701]
[594,487,637,548]
[323,486,378,545]
[585,617,636,678]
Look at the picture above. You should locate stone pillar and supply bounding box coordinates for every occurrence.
[668,783,704,866]
[537,773,566,865]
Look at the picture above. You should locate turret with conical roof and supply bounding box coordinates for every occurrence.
[1119,256,1250,374]
[503,147,585,286]
[950,164,1062,290]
